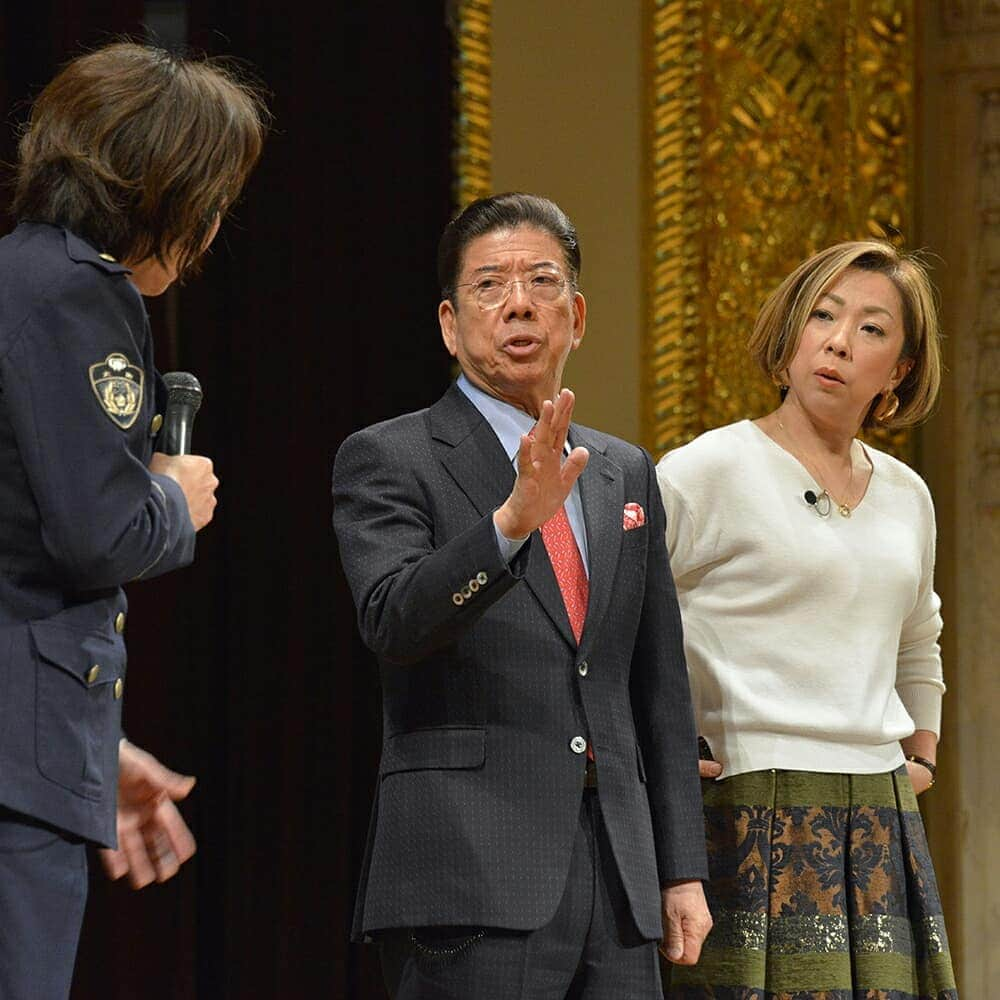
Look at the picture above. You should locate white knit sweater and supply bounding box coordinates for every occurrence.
[656,420,944,778]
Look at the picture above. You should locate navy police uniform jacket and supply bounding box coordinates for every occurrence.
[0,222,195,846]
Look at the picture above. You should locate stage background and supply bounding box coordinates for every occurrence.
[2,2,453,997]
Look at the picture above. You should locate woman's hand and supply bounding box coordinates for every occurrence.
[905,759,934,795]
[697,737,723,779]
[901,730,938,795]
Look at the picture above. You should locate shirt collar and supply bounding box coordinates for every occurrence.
[456,374,537,463]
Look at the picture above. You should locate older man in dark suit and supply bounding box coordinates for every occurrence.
[333,193,711,999]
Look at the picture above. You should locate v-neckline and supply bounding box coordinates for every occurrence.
[744,418,876,516]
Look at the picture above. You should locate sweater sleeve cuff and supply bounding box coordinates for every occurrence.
[897,680,944,737]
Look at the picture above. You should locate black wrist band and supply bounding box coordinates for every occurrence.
[905,754,937,785]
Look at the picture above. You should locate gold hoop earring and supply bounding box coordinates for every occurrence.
[874,389,899,424]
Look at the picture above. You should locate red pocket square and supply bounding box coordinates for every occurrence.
[623,502,645,531]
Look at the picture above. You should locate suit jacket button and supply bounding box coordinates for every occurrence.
[476,571,488,585]
[569,736,587,755]
[86,665,101,684]
[114,678,124,699]
[469,579,480,593]
[114,612,126,634]
[461,585,472,599]
[452,592,464,606]
[578,660,589,677]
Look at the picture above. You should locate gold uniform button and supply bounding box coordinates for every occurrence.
[114,678,124,699]
[469,579,480,593]
[150,413,163,435]
[476,571,488,586]
[452,592,464,606]
[98,252,117,262]
[461,585,472,599]
[114,612,126,634]
[86,665,101,684]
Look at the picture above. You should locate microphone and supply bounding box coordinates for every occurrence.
[803,488,831,517]
[160,372,203,456]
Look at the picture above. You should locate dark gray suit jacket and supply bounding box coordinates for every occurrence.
[333,383,707,941]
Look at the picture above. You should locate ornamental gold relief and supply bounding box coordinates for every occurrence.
[644,0,915,458]
[450,0,492,209]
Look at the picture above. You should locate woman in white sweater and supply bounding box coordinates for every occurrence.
[658,241,957,999]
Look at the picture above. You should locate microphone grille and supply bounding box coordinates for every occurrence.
[163,371,203,411]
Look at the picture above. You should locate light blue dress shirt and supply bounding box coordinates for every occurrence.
[456,374,589,575]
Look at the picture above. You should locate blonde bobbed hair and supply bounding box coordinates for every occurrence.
[747,241,942,429]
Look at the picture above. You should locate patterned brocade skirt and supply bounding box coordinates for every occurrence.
[664,768,958,1000]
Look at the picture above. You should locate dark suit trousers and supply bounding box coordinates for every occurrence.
[383,791,661,1000]
[0,808,88,1000]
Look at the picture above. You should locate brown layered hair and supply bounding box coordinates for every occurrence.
[747,241,943,429]
[13,42,268,279]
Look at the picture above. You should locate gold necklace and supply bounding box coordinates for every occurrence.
[776,418,855,518]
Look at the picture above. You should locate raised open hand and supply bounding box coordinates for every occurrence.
[494,389,589,540]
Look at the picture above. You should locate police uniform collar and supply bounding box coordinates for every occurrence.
[63,228,131,276]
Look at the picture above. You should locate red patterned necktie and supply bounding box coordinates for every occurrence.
[541,505,589,644]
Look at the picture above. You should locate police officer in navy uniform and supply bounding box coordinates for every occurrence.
[0,43,266,998]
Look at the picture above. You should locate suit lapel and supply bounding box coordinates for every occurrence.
[431,384,515,516]
[573,429,623,655]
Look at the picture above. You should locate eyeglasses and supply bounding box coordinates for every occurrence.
[451,273,571,310]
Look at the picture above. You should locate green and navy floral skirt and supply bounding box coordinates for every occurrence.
[664,768,958,999]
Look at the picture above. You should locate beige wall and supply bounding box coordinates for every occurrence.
[916,2,1000,989]
[492,1,643,446]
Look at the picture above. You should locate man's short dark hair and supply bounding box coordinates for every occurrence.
[13,42,268,280]
[437,192,581,303]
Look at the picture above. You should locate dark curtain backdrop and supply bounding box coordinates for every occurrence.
[1,4,454,997]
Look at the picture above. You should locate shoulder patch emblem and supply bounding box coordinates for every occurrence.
[89,353,144,429]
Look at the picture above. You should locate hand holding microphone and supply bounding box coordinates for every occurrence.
[149,372,218,531]
[159,371,202,456]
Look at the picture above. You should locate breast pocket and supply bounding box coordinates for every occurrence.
[29,620,125,799]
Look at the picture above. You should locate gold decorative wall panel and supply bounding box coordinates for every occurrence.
[644,0,915,458]
[450,0,492,209]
